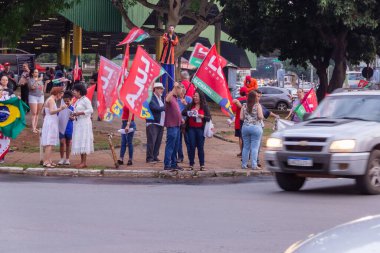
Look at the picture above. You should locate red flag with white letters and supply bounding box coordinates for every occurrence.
[192,45,234,118]
[119,46,164,119]
[97,57,121,120]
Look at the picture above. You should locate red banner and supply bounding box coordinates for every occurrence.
[303,88,318,113]
[189,43,227,68]
[358,79,369,88]
[192,45,234,118]
[97,57,121,120]
[73,57,80,81]
[118,27,150,46]
[119,46,164,119]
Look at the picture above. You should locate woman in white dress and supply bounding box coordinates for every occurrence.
[71,84,94,168]
[41,87,66,168]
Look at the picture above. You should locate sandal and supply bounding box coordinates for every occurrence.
[189,165,194,171]
[200,166,206,171]
[43,163,55,168]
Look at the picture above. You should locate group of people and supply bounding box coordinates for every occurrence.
[40,84,94,168]
[232,76,306,170]
[127,70,211,171]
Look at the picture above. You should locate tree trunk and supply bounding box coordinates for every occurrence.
[315,66,328,101]
[175,20,209,58]
[310,53,331,102]
[328,58,347,93]
[327,33,348,93]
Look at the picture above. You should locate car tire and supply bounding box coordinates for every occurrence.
[356,150,380,195]
[275,172,306,191]
[276,102,288,111]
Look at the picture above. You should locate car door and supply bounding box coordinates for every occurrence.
[258,87,271,107]
[261,87,283,108]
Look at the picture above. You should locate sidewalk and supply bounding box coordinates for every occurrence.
[3,107,273,179]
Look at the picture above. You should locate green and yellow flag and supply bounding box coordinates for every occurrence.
[0,97,29,139]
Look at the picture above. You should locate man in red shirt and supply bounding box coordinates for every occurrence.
[160,25,179,93]
[180,70,195,97]
[232,86,248,157]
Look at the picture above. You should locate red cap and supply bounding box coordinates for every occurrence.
[240,86,248,94]
[245,75,251,82]
[3,62,10,66]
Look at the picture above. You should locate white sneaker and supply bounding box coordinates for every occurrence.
[58,159,65,165]
[64,159,71,165]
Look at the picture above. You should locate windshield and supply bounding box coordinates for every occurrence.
[309,95,380,122]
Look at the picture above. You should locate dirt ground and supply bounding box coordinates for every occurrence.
[6,100,281,170]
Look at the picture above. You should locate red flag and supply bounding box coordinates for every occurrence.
[116,45,130,97]
[303,88,318,113]
[192,45,234,118]
[71,85,96,104]
[73,57,80,81]
[189,43,228,68]
[86,84,96,101]
[119,46,164,119]
[118,27,150,46]
[97,57,121,120]
[358,79,369,88]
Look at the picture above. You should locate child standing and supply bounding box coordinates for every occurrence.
[117,104,136,166]
[58,91,74,165]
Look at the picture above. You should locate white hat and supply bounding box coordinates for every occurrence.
[153,82,164,89]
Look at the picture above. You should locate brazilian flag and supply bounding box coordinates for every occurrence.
[0,97,29,139]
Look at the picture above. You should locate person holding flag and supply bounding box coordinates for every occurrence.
[160,25,179,93]
[286,88,305,122]
[163,82,183,171]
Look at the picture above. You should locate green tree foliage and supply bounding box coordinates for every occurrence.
[112,0,224,58]
[0,0,77,46]
[221,0,380,99]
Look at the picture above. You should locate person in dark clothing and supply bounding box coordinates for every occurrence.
[145,82,165,164]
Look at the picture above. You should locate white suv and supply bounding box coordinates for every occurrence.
[265,90,380,194]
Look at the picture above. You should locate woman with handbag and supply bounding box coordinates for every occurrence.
[182,90,211,171]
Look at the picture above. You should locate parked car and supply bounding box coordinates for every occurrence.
[284,215,380,253]
[265,90,380,194]
[258,86,292,111]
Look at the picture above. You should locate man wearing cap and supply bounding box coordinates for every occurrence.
[146,82,166,164]
[0,62,16,92]
[164,82,183,170]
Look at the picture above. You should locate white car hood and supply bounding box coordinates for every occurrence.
[278,119,379,139]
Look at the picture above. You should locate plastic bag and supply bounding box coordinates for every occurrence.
[203,120,214,138]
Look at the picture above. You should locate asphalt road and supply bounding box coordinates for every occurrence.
[1,175,380,253]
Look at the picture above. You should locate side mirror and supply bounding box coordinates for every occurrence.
[303,113,311,121]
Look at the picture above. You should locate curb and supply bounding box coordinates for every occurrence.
[0,166,273,180]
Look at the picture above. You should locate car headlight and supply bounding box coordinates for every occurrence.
[266,137,283,150]
[329,140,356,153]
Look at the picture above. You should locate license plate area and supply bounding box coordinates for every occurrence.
[287,157,313,167]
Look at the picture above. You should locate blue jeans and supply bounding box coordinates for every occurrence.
[161,64,175,95]
[242,124,263,169]
[177,130,190,161]
[120,120,136,160]
[164,126,180,168]
[187,127,205,166]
